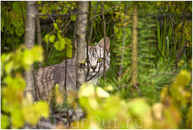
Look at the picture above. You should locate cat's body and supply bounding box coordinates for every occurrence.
[33,37,110,101]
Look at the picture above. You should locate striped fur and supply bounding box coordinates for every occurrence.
[33,37,110,101]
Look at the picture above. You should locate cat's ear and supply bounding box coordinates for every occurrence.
[98,37,110,51]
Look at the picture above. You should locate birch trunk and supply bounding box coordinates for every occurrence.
[36,4,42,68]
[76,1,88,88]
[24,1,36,95]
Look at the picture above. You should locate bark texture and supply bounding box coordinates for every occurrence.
[36,4,43,68]
[76,1,88,88]
[132,3,141,96]
[118,1,128,76]
[24,1,36,94]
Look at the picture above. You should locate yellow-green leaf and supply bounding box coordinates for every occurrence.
[5,61,14,75]
[1,115,9,129]
[71,15,76,21]
[57,32,62,39]
[54,38,65,51]
[67,44,72,58]
[176,70,191,86]
[11,108,24,128]
[22,101,49,126]
[22,49,34,70]
[96,87,109,98]
[31,46,43,62]
[35,101,49,118]
[49,34,56,43]
[44,33,50,43]
[53,23,59,30]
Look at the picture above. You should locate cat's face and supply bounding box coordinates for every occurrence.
[85,37,110,78]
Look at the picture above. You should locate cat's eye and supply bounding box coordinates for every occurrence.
[85,58,90,63]
[97,58,103,63]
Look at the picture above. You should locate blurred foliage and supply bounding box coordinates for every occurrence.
[71,70,191,129]
[1,1,192,129]
[1,45,49,128]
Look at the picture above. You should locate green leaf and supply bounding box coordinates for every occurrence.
[1,17,4,32]
[67,44,72,58]
[176,8,181,14]
[62,8,68,14]
[186,34,192,41]
[12,14,23,27]
[16,25,24,36]
[170,6,175,13]
[31,46,43,62]
[49,35,56,43]
[114,27,118,33]
[10,25,15,34]
[54,38,65,51]
[71,15,76,21]
[35,101,49,118]
[22,50,34,70]
[5,61,14,75]
[176,70,191,86]
[96,87,109,98]
[57,33,62,39]
[12,77,26,90]
[44,34,50,43]
[4,13,11,31]
[93,20,96,28]
[53,23,59,30]
[1,115,9,129]
[6,37,12,44]
[22,101,49,126]
[56,19,62,23]
[189,4,192,12]
[11,108,24,128]
[13,2,22,16]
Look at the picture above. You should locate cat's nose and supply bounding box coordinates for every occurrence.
[91,66,96,71]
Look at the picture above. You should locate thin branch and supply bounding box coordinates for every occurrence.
[67,1,76,10]
[167,1,176,59]
[101,1,107,83]
[62,19,72,34]
[178,2,186,52]
[89,3,119,21]
[11,34,15,53]
[48,43,55,59]
[40,4,55,23]
[52,1,61,29]
[88,1,99,44]
[36,12,97,16]
[176,2,187,66]
[177,39,189,61]
[155,43,164,59]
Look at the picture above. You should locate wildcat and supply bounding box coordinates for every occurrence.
[33,37,110,101]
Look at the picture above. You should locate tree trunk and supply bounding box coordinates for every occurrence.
[24,1,36,95]
[118,1,128,77]
[76,1,88,88]
[36,4,43,69]
[132,3,141,96]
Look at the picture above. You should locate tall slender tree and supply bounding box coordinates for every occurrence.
[76,1,88,88]
[24,1,36,95]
